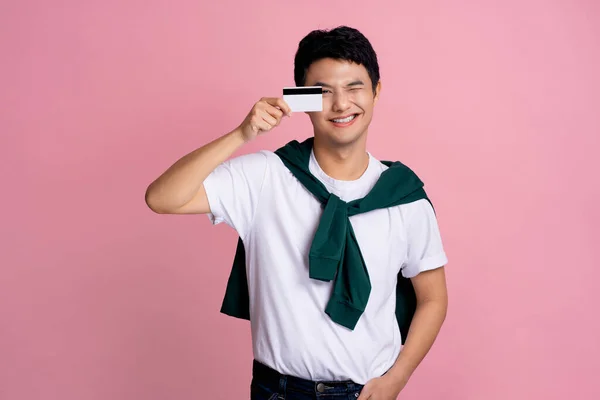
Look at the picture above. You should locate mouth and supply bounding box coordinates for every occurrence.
[330,114,360,127]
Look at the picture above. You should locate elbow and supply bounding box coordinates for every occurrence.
[145,184,166,214]
[417,295,448,322]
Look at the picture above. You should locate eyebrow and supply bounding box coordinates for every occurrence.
[313,80,365,88]
[314,81,332,88]
[347,80,365,87]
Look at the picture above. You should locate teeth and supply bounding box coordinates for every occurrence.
[332,115,356,123]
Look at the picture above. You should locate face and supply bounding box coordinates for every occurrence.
[304,58,381,148]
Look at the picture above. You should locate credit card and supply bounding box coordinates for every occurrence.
[283,86,323,112]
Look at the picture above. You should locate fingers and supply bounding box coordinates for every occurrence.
[243,96,291,139]
[263,106,284,126]
[249,109,277,134]
[254,97,288,131]
[261,97,292,116]
[252,118,272,133]
[356,384,372,400]
[356,392,371,400]
[259,109,279,127]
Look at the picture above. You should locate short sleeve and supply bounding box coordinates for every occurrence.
[401,198,448,278]
[202,151,269,239]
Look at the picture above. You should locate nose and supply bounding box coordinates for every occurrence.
[332,91,351,113]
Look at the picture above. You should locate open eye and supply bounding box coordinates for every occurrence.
[322,89,332,94]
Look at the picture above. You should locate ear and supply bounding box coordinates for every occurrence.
[373,80,382,104]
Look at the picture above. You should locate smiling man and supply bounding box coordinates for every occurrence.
[145,26,449,400]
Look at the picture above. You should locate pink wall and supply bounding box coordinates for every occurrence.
[1,1,599,399]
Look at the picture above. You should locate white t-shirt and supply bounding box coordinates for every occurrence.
[203,148,448,384]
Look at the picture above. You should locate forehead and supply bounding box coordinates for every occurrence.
[305,58,371,85]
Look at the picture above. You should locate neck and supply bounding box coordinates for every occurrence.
[312,135,370,181]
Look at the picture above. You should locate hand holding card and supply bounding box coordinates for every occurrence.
[283,86,323,112]
[237,97,292,142]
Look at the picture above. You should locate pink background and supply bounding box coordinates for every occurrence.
[1,1,599,399]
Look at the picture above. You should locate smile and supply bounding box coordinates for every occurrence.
[330,114,359,126]
[332,114,356,123]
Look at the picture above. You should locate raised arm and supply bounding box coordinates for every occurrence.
[144,97,291,214]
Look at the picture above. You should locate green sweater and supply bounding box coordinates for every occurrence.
[219,138,432,344]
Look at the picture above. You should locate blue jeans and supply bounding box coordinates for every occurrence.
[250,360,364,400]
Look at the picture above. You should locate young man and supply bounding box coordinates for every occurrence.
[145,26,448,400]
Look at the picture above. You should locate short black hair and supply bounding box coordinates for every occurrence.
[294,26,380,92]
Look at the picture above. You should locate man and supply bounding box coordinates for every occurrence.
[145,26,448,400]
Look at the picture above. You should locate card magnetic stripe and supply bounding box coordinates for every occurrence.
[283,88,323,95]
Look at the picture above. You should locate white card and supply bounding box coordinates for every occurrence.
[283,86,323,112]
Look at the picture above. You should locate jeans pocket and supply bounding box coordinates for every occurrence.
[250,381,281,400]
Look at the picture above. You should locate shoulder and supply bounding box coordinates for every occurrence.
[369,153,423,188]
[233,149,284,164]
[221,150,282,172]
[368,152,417,174]
[256,149,295,172]
[218,150,292,185]
[399,198,435,216]
[227,150,270,165]
[367,152,437,218]
[260,150,284,164]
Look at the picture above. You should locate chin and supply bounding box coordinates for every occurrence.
[315,129,367,148]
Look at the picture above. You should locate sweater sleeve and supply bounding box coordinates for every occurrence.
[401,199,448,278]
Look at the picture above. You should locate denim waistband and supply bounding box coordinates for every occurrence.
[251,360,364,397]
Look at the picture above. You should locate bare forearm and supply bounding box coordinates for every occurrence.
[145,128,246,213]
[145,97,291,214]
[387,298,447,384]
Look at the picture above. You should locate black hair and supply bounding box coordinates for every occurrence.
[294,26,380,92]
